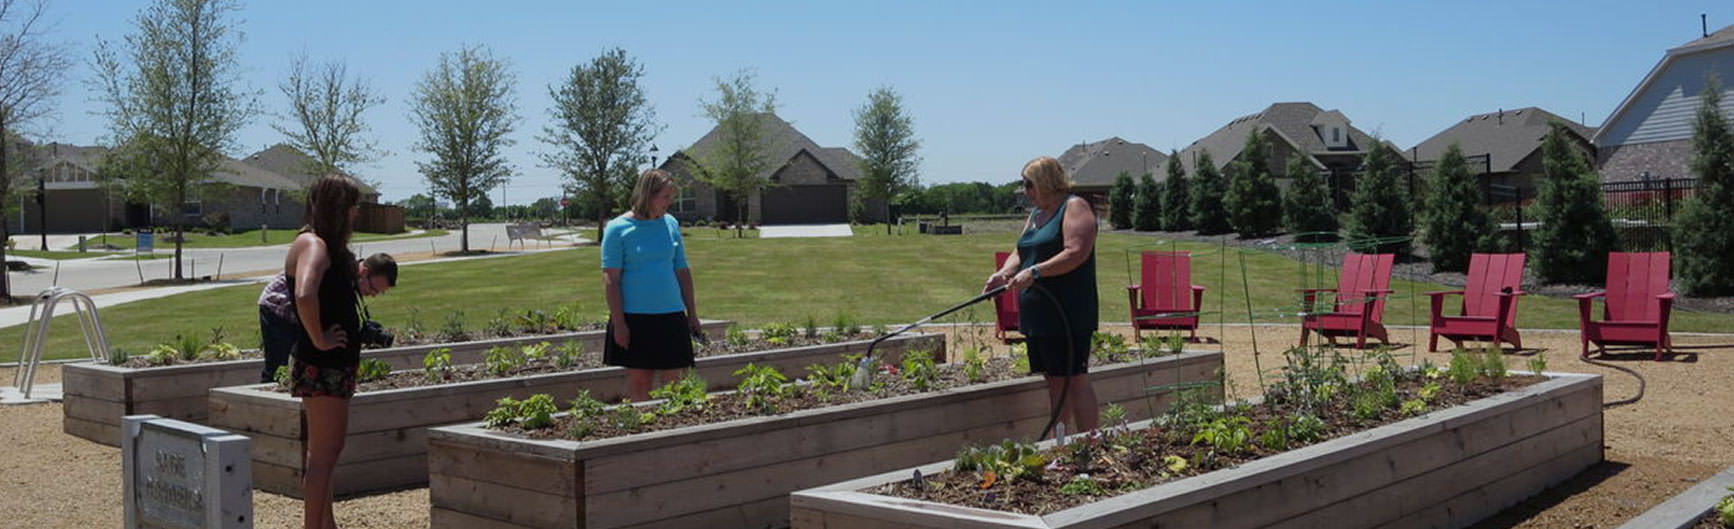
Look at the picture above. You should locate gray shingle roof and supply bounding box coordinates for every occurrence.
[1056,137,1169,189]
[1176,102,1382,175]
[1409,107,1596,173]
[1677,23,1734,51]
[242,144,381,196]
[25,142,311,191]
[675,113,862,182]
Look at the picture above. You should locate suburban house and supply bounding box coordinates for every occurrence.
[242,144,399,233]
[1409,107,1596,195]
[1057,137,1168,211]
[660,113,882,225]
[12,142,396,235]
[1594,24,1734,182]
[1178,102,1387,208]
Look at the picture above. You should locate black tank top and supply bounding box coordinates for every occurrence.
[287,260,359,368]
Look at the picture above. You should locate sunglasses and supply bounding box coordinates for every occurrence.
[1020,179,1035,190]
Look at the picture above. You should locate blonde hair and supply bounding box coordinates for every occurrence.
[630,169,677,217]
[1021,156,1072,194]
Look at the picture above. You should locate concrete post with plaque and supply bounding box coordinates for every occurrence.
[123,415,252,529]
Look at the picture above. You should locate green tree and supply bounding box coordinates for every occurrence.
[1133,171,1161,231]
[1344,141,1414,255]
[275,54,385,186]
[1421,143,1495,272]
[1161,152,1190,231]
[1191,150,1232,235]
[1282,152,1337,242]
[694,70,776,237]
[93,0,260,279]
[398,193,436,219]
[1532,121,1618,284]
[0,0,69,298]
[852,85,921,231]
[1674,77,1734,295]
[1224,130,1283,237]
[539,47,659,242]
[409,45,519,253]
[1107,171,1134,229]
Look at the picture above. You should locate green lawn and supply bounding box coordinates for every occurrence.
[12,232,1734,361]
[87,228,448,250]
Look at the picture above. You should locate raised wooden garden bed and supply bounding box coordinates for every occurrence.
[789,371,1603,529]
[207,332,945,498]
[62,320,732,446]
[424,350,1224,529]
[1614,464,1734,529]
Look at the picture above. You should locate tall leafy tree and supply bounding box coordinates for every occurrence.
[539,47,659,242]
[695,69,776,237]
[1421,143,1495,272]
[0,0,68,298]
[1190,150,1232,235]
[1282,152,1337,242]
[1224,130,1283,237]
[852,85,920,232]
[1133,171,1161,231]
[1160,152,1190,231]
[1531,121,1617,284]
[1344,140,1414,255]
[409,45,519,253]
[1674,76,1734,295]
[93,0,260,279]
[275,54,385,185]
[1107,171,1134,229]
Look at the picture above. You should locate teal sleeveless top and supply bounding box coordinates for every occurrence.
[1016,196,1098,336]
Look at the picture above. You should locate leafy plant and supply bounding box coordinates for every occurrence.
[484,394,560,430]
[1191,416,1253,455]
[960,348,987,383]
[833,312,861,336]
[106,347,133,366]
[423,348,453,381]
[1091,332,1131,363]
[174,333,205,361]
[725,324,750,347]
[486,309,514,337]
[761,322,799,344]
[201,342,241,361]
[522,341,551,363]
[733,363,792,414]
[440,311,468,342]
[1481,348,1508,380]
[552,303,585,331]
[273,365,291,389]
[649,371,710,415]
[516,310,555,334]
[1400,398,1428,416]
[483,396,521,428]
[802,314,819,339]
[1258,426,1287,451]
[1716,488,1734,526]
[1527,352,1548,375]
[609,399,656,432]
[400,307,427,342]
[1059,475,1106,496]
[356,358,392,382]
[900,350,939,390]
[553,341,584,369]
[1287,413,1326,444]
[805,357,858,393]
[484,345,525,376]
[953,440,1048,485]
[1447,350,1482,386]
[1010,342,1030,373]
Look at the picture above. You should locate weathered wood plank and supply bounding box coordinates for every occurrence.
[431,507,544,529]
[63,415,121,447]
[429,438,580,497]
[207,391,303,438]
[430,473,579,529]
[61,394,126,424]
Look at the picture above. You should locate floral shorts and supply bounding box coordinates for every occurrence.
[290,359,357,399]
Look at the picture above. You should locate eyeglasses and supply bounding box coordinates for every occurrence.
[1020,179,1035,190]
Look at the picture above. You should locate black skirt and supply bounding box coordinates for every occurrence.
[604,312,696,370]
[1025,334,1091,376]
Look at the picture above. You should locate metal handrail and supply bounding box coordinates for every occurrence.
[10,287,109,401]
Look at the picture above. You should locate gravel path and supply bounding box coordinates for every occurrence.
[3,323,1731,528]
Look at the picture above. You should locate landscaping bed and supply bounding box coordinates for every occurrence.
[790,351,1602,529]
[206,332,944,497]
[425,349,1223,529]
[60,319,730,446]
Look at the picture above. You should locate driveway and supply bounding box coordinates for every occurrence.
[758,224,853,238]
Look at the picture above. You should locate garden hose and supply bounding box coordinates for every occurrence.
[851,282,1078,442]
[1576,353,1647,408]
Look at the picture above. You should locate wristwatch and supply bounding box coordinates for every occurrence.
[1030,265,1042,279]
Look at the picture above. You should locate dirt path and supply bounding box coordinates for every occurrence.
[3,324,1730,528]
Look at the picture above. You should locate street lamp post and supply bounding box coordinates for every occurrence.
[649,144,660,168]
[36,166,47,251]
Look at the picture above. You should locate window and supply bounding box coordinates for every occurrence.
[182,199,202,216]
[672,186,697,213]
[1332,127,1340,143]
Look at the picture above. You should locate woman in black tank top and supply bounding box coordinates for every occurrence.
[289,175,362,529]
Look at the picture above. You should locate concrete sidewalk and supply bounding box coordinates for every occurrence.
[759,224,853,238]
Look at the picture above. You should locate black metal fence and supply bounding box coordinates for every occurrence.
[1483,178,1697,253]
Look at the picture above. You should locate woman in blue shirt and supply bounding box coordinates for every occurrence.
[983,156,1100,433]
[602,169,702,401]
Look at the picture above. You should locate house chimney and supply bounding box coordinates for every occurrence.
[1497,108,1503,125]
[1704,14,1710,38]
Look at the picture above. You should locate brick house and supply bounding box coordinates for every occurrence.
[1594,24,1734,182]
[660,113,882,225]
[1178,102,1387,208]
[1057,137,1168,213]
[1409,107,1596,195]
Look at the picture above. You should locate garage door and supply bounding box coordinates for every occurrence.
[761,185,847,225]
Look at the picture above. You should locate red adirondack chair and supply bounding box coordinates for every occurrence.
[1426,253,1526,352]
[1577,252,1675,361]
[993,252,1021,342]
[1127,251,1206,340]
[1300,252,1395,349]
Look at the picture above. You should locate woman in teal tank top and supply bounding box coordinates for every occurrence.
[983,156,1101,433]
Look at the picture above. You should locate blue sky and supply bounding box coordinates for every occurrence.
[26,1,1732,205]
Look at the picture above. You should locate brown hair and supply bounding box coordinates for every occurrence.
[630,169,677,217]
[300,174,361,279]
[1022,156,1073,195]
[362,253,397,286]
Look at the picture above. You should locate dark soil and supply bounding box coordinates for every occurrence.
[873,372,1545,516]
[114,323,607,369]
[1113,229,1734,314]
[1699,513,1730,528]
